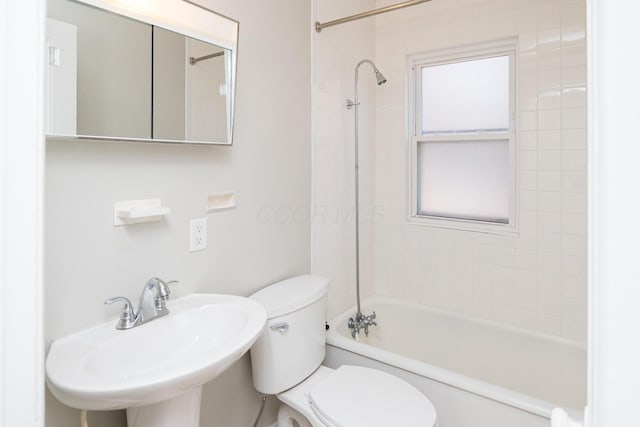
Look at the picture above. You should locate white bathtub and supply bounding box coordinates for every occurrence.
[324,296,586,427]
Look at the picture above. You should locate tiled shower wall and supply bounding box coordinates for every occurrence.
[373,0,587,341]
[312,0,377,318]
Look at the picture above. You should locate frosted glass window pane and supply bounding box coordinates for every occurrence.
[421,55,510,134]
[418,140,509,223]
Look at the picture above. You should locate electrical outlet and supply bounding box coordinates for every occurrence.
[189,218,207,252]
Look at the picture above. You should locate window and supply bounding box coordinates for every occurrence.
[410,40,517,233]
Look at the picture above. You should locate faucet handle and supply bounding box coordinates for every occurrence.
[368,311,377,326]
[156,279,179,300]
[145,277,179,299]
[152,279,179,313]
[104,296,136,330]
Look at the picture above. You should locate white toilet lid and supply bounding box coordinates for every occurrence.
[308,365,437,427]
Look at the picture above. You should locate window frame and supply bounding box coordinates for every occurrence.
[408,39,518,234]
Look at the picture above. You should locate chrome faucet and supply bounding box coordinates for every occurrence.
[348,311,377,338]
[105,277,179,330]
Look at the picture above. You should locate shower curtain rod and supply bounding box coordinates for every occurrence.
[189,51,224,65]
[314,0,432,33]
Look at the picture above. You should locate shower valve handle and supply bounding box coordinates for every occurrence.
[346,99,360,110]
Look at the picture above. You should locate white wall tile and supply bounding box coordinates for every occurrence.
[562,65,587,87]
[494,265,515,287]
[562,45,586,67]
[563,171,587,192]
[538,211,563,233]
[562,276,586,300]
[537,68,563,90]
[516,11,537,33]
[520,190,538,210]
[520,70,538,92]
[515,230,538,250]
[520,150,538,170]
[562,107,586,129]
[538,171,563,191]
[473,244,494,263]
[562,86,586,108]
[538,109,562,130]
[520,91,539,111]
[520,111,538,130]
[519,31,538,52]
[537,5,562,30]
[493,246,515,267]
[562,234,586,257]
[538,89,562,109]
[538,190,562,211]
[354,0,587,342]
[538,231,563,253]
[537,28,561,50]
[519,209,538,230]
[562,192,586,213]
[538,130,562,150]
[562,129,586,149]
[561,23,586,45]
[538,272,563,296]
[562,255,587,278]
[538,251,563,274]
[515,249,538,270]
[515,288,538,311]
[538,150,562,170]
[561,1,586,26]
[520,131,539,150]
[515,268,537,290]
[538,293,564,317]
[519,52,538,71]
[562,212,587,235]
[562,149,586,171]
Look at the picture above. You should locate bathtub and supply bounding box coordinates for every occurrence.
[324,296,586,427]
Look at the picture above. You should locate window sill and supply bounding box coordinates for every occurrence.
[408,214,519,236]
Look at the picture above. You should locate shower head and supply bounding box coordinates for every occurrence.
[355,59,388,86]
[347,59,387,110]
[374,68,387,85]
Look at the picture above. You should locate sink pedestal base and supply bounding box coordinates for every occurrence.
[126,387,202,427]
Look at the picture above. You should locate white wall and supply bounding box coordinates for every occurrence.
[371,0,587,342]
[44,0,310,425]
[311,0,378,319]
[589,0,640,424]
[1,0,46,426]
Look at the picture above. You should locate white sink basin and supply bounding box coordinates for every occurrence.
[46,293,266,413]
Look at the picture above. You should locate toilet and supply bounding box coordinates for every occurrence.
[249,275,438,427]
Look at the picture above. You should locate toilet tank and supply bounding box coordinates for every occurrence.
[249,275,329,395]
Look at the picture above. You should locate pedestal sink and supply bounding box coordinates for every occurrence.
[46,294,266,427]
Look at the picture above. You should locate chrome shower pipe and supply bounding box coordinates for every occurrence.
[347,60,385,334]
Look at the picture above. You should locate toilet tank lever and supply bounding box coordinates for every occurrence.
[270,323,289,334]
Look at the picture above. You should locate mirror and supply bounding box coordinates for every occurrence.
[45,0,238,145]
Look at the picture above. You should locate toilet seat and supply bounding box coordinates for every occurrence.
[307,366,437,427]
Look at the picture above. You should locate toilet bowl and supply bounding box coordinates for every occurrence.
[249,275,438,427]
